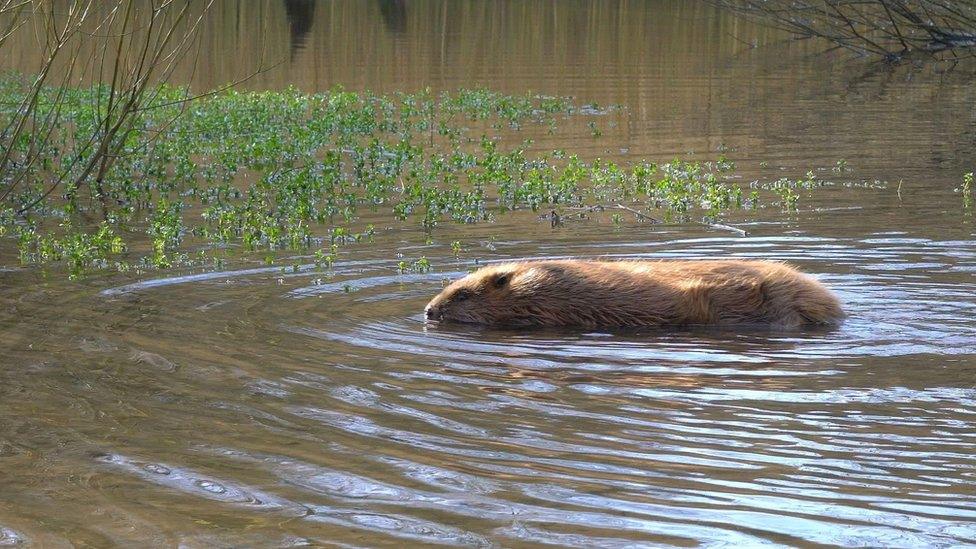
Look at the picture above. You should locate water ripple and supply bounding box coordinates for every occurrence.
[95,453,308,516]
[8,205,976,546]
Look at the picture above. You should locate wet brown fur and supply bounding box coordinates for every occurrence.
[425,259,844,329]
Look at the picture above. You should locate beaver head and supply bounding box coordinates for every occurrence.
[425,262,567,326]
[425,264,519,325]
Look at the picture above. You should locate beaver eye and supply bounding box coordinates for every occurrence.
[454,289,472,301]
[493,273,511,288]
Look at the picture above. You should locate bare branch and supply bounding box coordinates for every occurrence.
[710,0,976,60]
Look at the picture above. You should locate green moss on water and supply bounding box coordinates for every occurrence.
[0,74,832,278]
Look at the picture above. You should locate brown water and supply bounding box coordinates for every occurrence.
[3,1,976,547]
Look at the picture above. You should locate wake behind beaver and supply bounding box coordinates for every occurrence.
[424,259,844,329]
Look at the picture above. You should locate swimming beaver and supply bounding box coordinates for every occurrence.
[424,259,843,328]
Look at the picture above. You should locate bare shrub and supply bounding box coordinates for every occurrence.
[712,1,976,60]
[0,1,212,215]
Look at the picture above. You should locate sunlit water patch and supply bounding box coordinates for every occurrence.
[0,527,24,546]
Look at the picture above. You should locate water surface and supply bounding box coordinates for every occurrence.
[2,1,975,546]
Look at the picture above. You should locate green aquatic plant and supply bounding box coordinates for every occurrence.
[413,256,432,273]
[396,257,431,274]
[15,221,126,279]
[0,74,838,277]
[759,171,821,213]
[964,172,974,211]
[587,121,603,137]
[147,198,184,268]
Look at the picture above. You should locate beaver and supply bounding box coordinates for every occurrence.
[424,259,843,329]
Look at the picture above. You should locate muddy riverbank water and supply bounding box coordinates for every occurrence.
[1,1,975,546]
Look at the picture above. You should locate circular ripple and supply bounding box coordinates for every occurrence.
[13,227,976,546]
[95,454,307,515]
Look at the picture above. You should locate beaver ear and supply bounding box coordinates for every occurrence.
[493,272,512,288]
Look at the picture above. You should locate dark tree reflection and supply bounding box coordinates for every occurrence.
[377,0,407,35]
[284,0,316,59]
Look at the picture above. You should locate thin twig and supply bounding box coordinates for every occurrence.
[614,203,662,224]
[700,219,749,236]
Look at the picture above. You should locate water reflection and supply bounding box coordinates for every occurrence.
[377,0,408,36]
[283,0,316,59]
[2,1,973,179]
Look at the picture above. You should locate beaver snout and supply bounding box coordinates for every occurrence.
[424,304,442,321]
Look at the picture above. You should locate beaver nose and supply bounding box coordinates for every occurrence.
[425,305,442,321]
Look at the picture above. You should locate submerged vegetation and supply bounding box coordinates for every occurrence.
[1,75,832,278]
